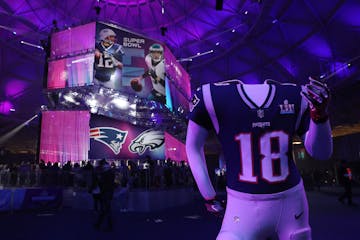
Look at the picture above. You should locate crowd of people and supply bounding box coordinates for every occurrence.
[0,158,194,231]
[0,158,194,190]
[300,167,358,191]
[1,159,358,192]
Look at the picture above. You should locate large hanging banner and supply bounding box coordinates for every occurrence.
[48,22,96,89]
[89,114,165,160]
[163,45,191,112]
[94,22,167,105]
[50,22,96,59]
[47,21,191,111]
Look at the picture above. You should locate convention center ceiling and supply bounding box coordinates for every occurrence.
[1,0,360,137]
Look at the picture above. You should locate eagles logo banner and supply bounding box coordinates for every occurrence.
[89,114,165,159]
[128,129,165,155]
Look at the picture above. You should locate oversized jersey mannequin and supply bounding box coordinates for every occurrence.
[186,78,332,240]
[94,28,124,89]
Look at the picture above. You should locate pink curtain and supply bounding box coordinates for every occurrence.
[39,111,90,164]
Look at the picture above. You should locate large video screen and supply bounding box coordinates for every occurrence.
[50,22,96,58]
[89,114,165,160]
[164,46,191,112]
[47,21,191,113]
[39,111,90,164]
[94,22,168,105]
[47,54,94,89]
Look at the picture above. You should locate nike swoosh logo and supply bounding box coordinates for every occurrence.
[295,211,304,220]
[211,205,223,212]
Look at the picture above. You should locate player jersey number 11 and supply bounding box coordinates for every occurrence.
[235,131,289,183]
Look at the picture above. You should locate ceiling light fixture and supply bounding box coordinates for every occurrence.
[161,0,165,14]
[160,26,167,36]
[177,49,215,62]
[177,58,193,62]
[51,20,59,32]
[0,25,17,35]
[216,0,223,10]
[94,6,101,16]
[20,41,44,50]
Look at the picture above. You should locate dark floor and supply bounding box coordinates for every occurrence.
[0,189,358,240]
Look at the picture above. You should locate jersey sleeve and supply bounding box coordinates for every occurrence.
[188,87,213,130]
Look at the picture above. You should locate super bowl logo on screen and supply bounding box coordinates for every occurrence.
[129,129,164,155]
[90,127,128,154]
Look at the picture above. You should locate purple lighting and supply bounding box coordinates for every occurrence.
[301,34,332,58]
[5,79,28,98]
[337,2,360,27]
[278,57,297,77]
[0,101,13,115]
[241,73,261,84]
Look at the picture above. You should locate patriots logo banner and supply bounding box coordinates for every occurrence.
[129,129,164,155]
[90,127,128,154]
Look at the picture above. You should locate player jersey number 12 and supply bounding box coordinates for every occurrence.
[235,131,289,183]
[97,52,114,68]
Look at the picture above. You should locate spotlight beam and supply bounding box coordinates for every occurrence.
[20,40,44,50]
[317,54,360,83]
[0,114,38,146]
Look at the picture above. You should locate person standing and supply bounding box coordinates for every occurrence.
[94,159,116,231]
[338,160,353,205]
[89,161,101,213]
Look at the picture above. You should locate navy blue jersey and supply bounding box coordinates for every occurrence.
[189,81,310,194]
[94,42,124,82]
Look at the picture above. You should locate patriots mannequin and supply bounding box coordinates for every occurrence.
[131,43,166,104]
[94,28,124,89]
[186,78,332,240]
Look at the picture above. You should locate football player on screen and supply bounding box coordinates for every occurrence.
[94,28,124,89]
[186,78,332,240]
[130,43,166,104]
